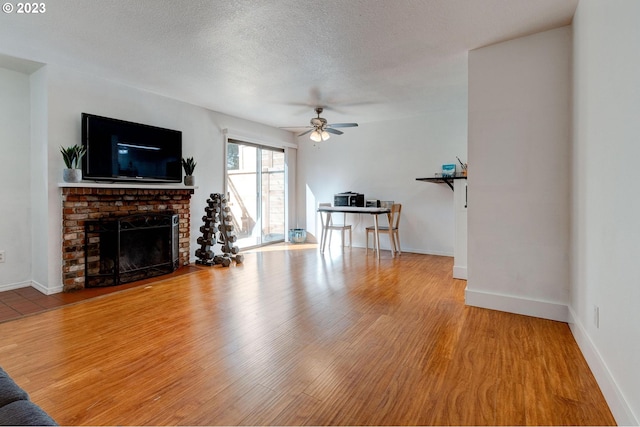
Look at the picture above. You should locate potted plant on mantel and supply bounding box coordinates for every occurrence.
[182,157,197,186]
[60,144,86,183]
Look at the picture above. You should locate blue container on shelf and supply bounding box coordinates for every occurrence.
[442,164,456,177]
[289,228,307,243]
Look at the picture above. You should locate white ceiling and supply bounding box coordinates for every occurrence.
[0,0,577,129]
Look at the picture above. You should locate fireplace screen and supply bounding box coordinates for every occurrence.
[85,213,179,287]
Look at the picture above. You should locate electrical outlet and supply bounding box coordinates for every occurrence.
[0,250,5,263]
[594,305,600,328]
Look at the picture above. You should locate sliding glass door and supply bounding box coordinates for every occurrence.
[226,140,285,249]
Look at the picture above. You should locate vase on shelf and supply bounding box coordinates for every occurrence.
[63,168,82,183]
[184,175,195,186]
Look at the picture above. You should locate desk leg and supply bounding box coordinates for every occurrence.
[373,214,381,260]
[388,212,395,258]
[320,213,326,253]
[320,212,331,254]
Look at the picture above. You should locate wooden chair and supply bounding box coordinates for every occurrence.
[319,202,352,250]
[366,203,402,257]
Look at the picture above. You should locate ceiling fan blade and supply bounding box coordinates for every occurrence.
[298,129,314,137]
[328,123,359,128]
[325,128,344,135]
[280,125,312,129]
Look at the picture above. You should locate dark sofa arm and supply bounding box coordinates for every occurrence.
[0,400,58,426]
[0,368,57,426]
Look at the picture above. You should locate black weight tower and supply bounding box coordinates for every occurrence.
[195,193,243,267]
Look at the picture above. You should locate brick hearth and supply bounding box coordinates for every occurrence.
[61,186,194,291]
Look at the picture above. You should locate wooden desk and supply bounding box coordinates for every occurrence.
[317,206,391,259]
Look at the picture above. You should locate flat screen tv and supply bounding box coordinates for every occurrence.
[82,113,182,183]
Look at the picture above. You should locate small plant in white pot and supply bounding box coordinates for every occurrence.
[60,144,86,183]
[182,157,197,186]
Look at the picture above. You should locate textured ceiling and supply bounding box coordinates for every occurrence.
[0,0,577,129]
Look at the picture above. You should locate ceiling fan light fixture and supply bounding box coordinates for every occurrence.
[310,129,330,142]
[310,130,322,142]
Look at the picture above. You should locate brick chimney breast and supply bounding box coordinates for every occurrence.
[61,186,194,291]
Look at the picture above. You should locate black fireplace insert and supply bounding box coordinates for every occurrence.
[84,212,179,287]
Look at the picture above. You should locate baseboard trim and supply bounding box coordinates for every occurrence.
[453,265,467,280]
[399,248,454,257]
[0,280,33,293]
[31,280,63,295]
[0,280,62,295]
[567,307,638,426]
[464,287,568,322]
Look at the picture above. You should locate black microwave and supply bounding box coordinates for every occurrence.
[334,192,365,207]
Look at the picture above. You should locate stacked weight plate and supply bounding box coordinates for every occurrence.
[195,193,243,267]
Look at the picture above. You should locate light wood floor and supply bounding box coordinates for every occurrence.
[0,244,615,425]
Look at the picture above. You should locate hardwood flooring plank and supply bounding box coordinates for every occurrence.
[266,392,322,426]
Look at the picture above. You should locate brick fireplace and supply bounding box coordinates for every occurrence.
[61,185,194,291]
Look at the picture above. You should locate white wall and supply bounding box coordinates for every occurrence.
[296,109,467,255]
[466,27,572,321]
[571,1,640,424]
[0,67,32,290]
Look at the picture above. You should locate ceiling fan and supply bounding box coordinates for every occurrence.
[282,107,358,142]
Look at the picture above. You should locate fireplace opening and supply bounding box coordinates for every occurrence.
[85,213,179,287]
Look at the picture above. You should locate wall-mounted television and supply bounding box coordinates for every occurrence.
[82,113,182,183]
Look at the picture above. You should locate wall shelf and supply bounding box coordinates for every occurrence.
[415,176,466,191]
